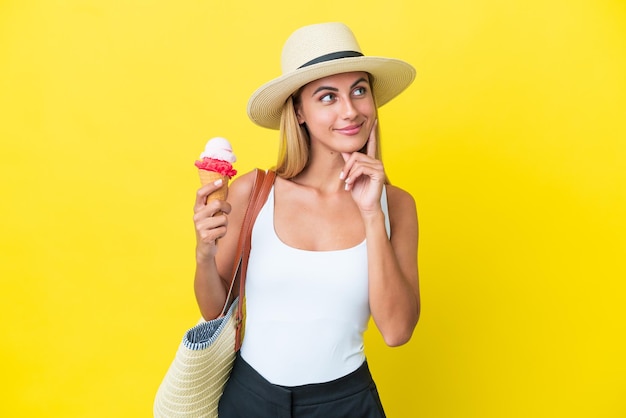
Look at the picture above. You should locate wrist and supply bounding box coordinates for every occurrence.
[361,207,385,227]
[195,247,217,265]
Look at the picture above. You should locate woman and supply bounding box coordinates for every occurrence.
[193,22,420,417]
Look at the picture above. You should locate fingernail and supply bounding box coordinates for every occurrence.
[339,171,345,180]
[214,179,223,186]
[344,182,350,191]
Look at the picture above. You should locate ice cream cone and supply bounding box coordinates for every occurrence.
[199,170,229,214]
[195,137,237,216]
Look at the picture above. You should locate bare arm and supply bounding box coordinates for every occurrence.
[363,185,420,346]
[341,121,420,346]
[193,170,257,320]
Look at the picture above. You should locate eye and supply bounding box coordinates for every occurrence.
[319,93,336,103]
[353,86,368,97]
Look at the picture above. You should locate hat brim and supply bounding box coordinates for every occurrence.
[247,56,416,130]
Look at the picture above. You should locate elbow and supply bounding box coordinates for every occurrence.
[382,310,420,347]
[383,331,413,347]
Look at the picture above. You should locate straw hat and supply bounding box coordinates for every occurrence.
[247,22,416,130]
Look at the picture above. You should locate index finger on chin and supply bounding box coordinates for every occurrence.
[366,119,378,158]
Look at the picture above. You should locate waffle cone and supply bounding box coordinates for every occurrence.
[198,170,229,215]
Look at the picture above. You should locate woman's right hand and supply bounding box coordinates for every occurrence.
[193,179,232,262]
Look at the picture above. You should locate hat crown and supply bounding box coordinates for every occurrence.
[281,23,363,74]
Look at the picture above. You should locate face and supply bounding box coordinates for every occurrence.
[295,71,376,155]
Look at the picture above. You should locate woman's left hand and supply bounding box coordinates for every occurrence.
[341,120,385,214]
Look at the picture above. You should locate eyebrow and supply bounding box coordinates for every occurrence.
[311,77,369,96]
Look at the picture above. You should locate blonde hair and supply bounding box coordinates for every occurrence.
[275,76,386,181]
[275,96,310,179]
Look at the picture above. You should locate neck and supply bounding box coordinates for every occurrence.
[292,151,345,193]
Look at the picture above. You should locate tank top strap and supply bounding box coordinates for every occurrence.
[381,185,391,238]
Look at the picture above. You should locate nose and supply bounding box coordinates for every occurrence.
[341,97,358,120]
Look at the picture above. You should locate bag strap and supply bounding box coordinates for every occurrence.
[221,168,265,312]
[221,168,276,351]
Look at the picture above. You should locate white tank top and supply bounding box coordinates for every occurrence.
[241,185,390,386]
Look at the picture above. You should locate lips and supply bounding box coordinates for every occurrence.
[334,122,364,136]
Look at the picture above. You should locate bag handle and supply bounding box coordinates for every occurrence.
[220,168,276,351]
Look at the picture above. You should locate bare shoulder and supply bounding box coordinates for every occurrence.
[227,169,260,207]
[385,184,419,246]
[386,184,417,215]
[215,169,263,280]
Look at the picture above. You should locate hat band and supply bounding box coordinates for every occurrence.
[297,50,364,69]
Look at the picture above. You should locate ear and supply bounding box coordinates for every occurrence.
[295,106,305,125]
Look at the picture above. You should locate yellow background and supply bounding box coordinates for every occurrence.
[1,1,625,417]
